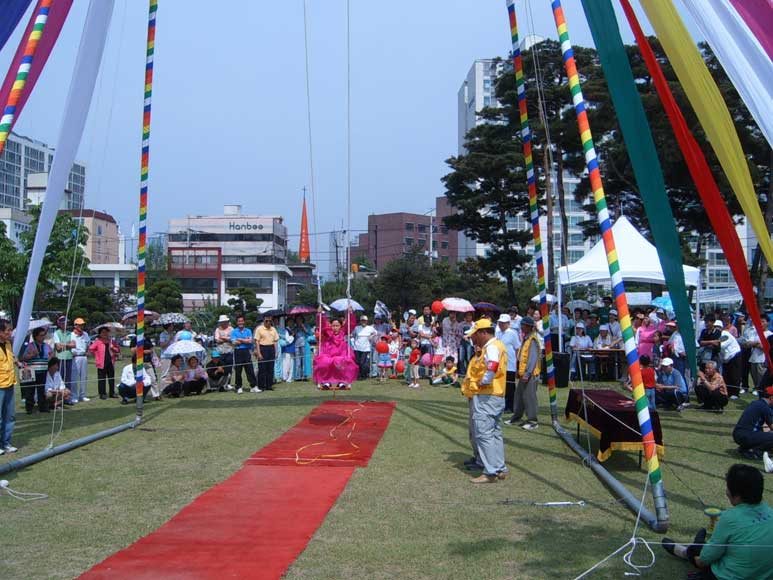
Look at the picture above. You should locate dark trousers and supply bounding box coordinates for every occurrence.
[740,348,752,390]
[97,365,115,397]
[183,378,206,396]
[257,345,275,390]
[59,358,74,391]
[695,383,728,409]
[118,383,150,402]
[504,370,517,412]
[656,388,687,408]
[220,352,234,381]
[722,354,742,397]
[733,428,773,452]
[162,381,183,397]
[354,350,370,380]
[233,348,256,388]
[22,369,48,413]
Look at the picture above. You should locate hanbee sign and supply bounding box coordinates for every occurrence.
[229,222,264,231]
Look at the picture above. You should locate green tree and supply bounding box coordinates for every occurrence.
[68,286,117,326]
[146,236,169,275]
[146,278,183,314]
[226,287,264,328]
[0,222,28,318]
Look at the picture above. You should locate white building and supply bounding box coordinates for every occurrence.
[0,132,86,211]
[0,207,32,250]
[167,205,291,311]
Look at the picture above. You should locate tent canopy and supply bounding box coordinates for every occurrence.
[557,216,700,288]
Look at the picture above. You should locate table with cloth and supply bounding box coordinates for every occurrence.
[564,388,665,462]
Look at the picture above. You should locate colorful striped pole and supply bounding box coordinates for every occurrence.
[549,0,667,525]
[134,0,157,417]
[0,0,53,157]
[506,0,557,423]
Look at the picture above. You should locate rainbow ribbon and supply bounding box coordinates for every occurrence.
[506,0,556,422]
[549,0,665,505]
[135,0,157,410]
[0,0,52,157]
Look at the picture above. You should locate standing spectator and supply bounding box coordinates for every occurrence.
[441,311,463,364]
[585,313,600,341]
[0,319,18,454]
[230,315,257,394]
[71,317,90,403]
[745,317,771,394]
[637,355,657,411]
[655,357,688,411]
[548,303,568,353]
[44,358,71,409]
[255,315,279,391]
[416,305,435,327]
[213,315,234,389]
[650,331,664,369]
[732,387,773,459]
[400,310,417,342]
[415,314,434,378]
[280,319,296,383]
[206,351,230,391]
[597,296,613,324]
[637,315,658,358]
[352,315,377,380]
[158,323,175,350]
[720,327,743,398]
[458,311,475,376]
[117,355,153,404]
[53,316,75,401]
[89,326,120,400]
[695,361,729,411]
[506,316,541,431]
[665,320,687,378]
[174,320,197,342]
[22,327,53,412]
[495,314,521,414]
[508,306,523,331]
[653,308,668,332]
[723,314,738,337]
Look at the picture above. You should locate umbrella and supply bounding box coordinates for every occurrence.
[441,297,474,313]
[651,296,674,312]
[288,305,317,315]
[162,339,206,359]
[531,293,558,305]
[28,318,52,333]
[565,299,591,311]
[260,308,285,318]
[330,298,364,311]
[158,312,190,325]
[93,322,125,332]
[473,302,501,314]
[121,310,160,324]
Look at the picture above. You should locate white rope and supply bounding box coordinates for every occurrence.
[0,482,48,502]
[345,0,352,302]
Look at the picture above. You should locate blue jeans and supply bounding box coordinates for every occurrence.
[645,389,656,411]
[0,387,15,448]
[471,394,506,476]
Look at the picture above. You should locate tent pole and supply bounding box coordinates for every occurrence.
[558,279,564,352]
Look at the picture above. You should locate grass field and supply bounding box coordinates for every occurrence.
[1,372,771,580]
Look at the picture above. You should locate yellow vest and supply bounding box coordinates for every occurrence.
[461,339,507,398]
[0,342,16,389]
[518,332,542,377]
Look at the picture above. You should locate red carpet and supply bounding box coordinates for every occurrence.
[79,401,395,580]
[246,400,397,467]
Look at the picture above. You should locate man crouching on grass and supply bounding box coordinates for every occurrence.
[461,319,508,484]
[662,464,773,579]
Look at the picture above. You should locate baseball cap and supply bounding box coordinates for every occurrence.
[520,316,535,327]
[408,309,417,316]
[713,320,724,327]
[609,309,618,316]
[575,322,585,329]
[464,318,494,337]
[73,317,86,325]
[360,315,369,321]
[497,314,511,324]
[661,357,674,367]
[599,324,609,331]
[211,350,221,358]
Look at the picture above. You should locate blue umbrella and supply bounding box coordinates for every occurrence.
[651,296,673,312]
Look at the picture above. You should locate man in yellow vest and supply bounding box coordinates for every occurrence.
[505,316,542,431]
[461,318,508,484]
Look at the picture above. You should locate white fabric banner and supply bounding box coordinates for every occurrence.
[679,0,773,146]
[13,0,115,353]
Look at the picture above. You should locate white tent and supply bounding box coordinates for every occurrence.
[557,216,700,288]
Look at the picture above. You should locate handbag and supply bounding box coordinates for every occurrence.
[19,366,36,384]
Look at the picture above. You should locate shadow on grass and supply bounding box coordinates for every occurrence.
[447,537,518,556]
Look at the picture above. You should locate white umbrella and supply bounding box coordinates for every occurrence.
[93,321,125,332]
[28,319,52,333]
[441,297,474,313]
[531,293,557,305]
[565,299,592,311]
[330,298,364,311]
[162,339,206,360]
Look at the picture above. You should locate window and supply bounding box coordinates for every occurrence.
[405,222,414,231]
[432,240,438,250]
[404,237,414,246]
[179,278,218,293]
[417,238,426,247]
[568,250,584,262]
[168,232,274,242]
[440,226,448,234]
[441,241,449,249]
[568,233,584,246]
[222,255,283,264]
[708,253,727,266]
[417,224,427,233]
[226,277,273,294]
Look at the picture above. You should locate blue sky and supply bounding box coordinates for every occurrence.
[1,0,677,265]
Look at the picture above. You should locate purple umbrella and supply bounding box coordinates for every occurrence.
[473,302,501,315]
[288,305,317,315]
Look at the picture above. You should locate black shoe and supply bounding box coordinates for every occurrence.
[120,398,129,405]
[109,394,119,399]
[99,394,107,400]
[661,537,677,557]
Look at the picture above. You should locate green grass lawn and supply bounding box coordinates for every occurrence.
[1,373,770,580]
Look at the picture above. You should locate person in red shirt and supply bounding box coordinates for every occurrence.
[627,354,657,410]
[407,339,421,389]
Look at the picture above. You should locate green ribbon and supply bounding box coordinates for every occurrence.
[580,0,696,377]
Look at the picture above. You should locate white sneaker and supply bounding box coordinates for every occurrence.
[224,385,234,391]
[82,397,91,402]
[236,388,243,394]
[739,389,747,395]
[250,387,262,393]
[4,445,18,453]
[522,422,539,431]
[730,395,739,400]
[764,452,773,474]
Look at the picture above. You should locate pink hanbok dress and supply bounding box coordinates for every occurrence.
[313,313,358,385]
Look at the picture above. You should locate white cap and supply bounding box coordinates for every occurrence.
[360,315,369,321]
[497,314,511,324]
[661,357,674,367]
[408,309,417,316]
[575,322,585,329]
[713,320,723,327]
[217,315,230,323]
[599,324,609,331]
[609,309,618,316]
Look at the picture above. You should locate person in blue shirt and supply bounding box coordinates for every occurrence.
[732,386,773,460]
[655,358,688,411]
[230,315,257,394]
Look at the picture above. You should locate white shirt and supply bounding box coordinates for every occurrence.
[719,330,741,363]
[570,335,593,350]
[496,326,521,373]
[120,364,153,387]
[45,370,64,393]
[72,331,90,356]
[668,330,686,358]
[593,333,612,348]
[748,328,772,364]
[352,325,377,352]
[608,321,622,340]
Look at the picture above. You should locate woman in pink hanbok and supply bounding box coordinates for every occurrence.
[314,307,358,390]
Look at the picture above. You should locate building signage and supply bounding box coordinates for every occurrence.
[229,222,264,231]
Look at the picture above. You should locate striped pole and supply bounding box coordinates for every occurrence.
[549,0,667,523]
[0,0,53,157]
[506,0,557,422]
[135,0,157,418]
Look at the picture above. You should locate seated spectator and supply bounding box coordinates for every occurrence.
[160,354,185,398]
[732,386,773,460]
[183,355,207,396]
[569,323,593,380]
[44,357,71,409]
[696,361,729,411]
[593,325,613,349]
[117,355,153,405]
[655,357,688,411]
[431,356,459,387]
[662,464,773,580]
[206,350,232,391]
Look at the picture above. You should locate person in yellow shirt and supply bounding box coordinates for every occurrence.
[255,315,280,391]
[461,318,508,484]
[0,319,19,454]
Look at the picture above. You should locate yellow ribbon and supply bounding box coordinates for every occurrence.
[295,403,364,465]
[639,0,772,265]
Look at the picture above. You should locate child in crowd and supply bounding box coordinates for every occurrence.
[377,336,392,383]
[407,339,421,389]
[431,327,444,380]
[432,356,459,387]
[388,330,401,378]
[627,355,657,410]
